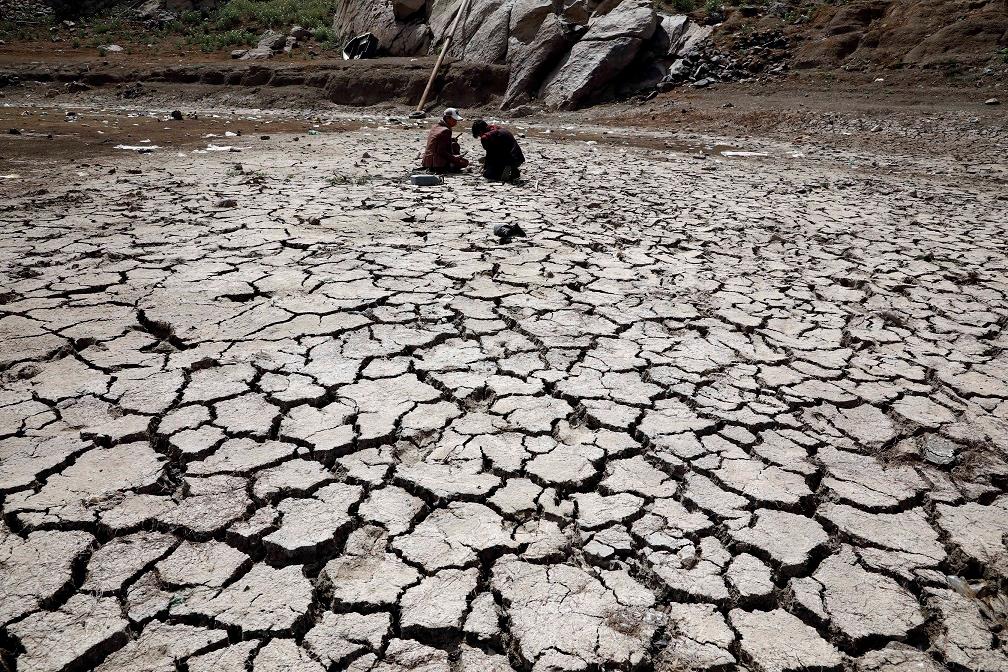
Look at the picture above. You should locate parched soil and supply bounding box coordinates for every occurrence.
[1,69,1007,672]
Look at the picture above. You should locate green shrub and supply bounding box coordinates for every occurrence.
[180,10,203,25]
[189,28,257,52]
[212,0,339,31]
[314,25,336,44]
[92,19,120,34]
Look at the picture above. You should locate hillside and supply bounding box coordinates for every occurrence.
[0,0,1004,111]
[717,0,1008,69]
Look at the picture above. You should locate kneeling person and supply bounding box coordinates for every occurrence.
[422,108,470,173]
[472,119,524,182]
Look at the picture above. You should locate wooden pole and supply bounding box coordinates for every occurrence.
[414,0,471,114]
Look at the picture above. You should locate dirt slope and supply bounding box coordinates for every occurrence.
[796,0,1007,68]
[719,0,1008,70]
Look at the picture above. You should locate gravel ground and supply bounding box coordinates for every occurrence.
[1,93,1007,672]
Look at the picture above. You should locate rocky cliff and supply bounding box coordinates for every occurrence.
[333,0,1005,109]
[333,0,715,110]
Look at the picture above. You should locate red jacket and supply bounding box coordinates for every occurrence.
[422,122,456,170]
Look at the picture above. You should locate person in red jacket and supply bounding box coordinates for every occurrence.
[471,119,525,182]
[421,108,470,173]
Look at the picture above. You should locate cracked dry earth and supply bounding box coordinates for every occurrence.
[2,113,1008,672]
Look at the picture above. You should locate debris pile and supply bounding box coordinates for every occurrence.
[232,26,314,61]
[656,28,790,91]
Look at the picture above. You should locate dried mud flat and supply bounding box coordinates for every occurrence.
[1,93,1008,672]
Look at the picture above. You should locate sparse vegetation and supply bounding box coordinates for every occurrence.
[655,0,698,13]
[0,0,341,55]
[187,28,258,53]
[213,0,340,32]
[313,25,339,48]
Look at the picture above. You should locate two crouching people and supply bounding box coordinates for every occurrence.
[422,108,524,183]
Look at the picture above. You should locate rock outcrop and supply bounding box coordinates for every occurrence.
[331,0,713,110]
[539,0,658,109]
[502,13,576,109]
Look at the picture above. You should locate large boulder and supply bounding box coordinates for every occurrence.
[393,0,427,20]
[538,0,658,109]
[672,19,713,59]
[460,0,513,63]
[653,13,690,57]
[502,14,576,108]
[332,0,431,56]
[539,36,641,109]
[509,0,554,41]
[617,12,696,95]
[581,0,659,41]
[560,0,594,25]
[240,30,287,60]
[429,0,513,64]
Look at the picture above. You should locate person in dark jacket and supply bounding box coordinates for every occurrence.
[421,108,469,173]
[471,119,524,182]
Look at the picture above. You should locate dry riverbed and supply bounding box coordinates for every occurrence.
[1,90,1007,672]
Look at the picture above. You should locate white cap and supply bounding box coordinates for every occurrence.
[443,107,463,121]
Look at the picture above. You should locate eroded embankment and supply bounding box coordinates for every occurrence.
[0,56,508,107]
